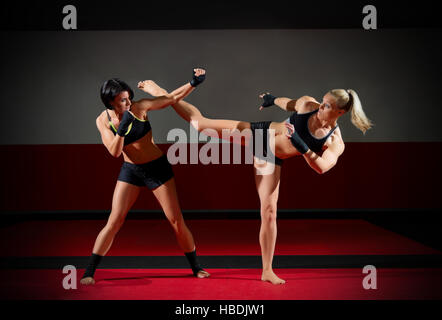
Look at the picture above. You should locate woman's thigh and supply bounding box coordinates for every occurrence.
[107,180,141,225]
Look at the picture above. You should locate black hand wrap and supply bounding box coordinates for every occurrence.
[261,93,276,108]
[290,131,309,154]
[117,111,135,137]
[190,68,206,87]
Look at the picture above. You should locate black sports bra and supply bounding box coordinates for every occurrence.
[288,109,338,154]
[106,110,152,146]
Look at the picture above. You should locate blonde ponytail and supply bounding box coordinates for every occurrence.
[329,89,373,134]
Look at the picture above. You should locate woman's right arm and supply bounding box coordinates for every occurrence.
[96,115,125,158]
[259,94,318,112]
[274,97,297,111]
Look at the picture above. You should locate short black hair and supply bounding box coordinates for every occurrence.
[100,78,134,110]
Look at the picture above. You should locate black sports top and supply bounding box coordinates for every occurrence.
[288,109,338,154]
[106,110,152,146]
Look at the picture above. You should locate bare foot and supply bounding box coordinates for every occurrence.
[196,270,210,278]
[261,270,286,285]
[137,80,168,97]
[80,277,95,285]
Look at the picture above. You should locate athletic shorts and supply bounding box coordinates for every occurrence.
[250,121,284,166]
[117,154,174,189]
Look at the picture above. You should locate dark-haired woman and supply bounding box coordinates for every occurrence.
[80,69,210,285]
[140,80,373,285]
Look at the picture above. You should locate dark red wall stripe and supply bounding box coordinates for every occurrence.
[1,143,441,212]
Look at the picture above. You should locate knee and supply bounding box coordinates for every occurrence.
[105,218,125,234]
[168,216,185,232]
[261,203,277,224]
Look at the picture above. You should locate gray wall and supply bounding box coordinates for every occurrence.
[1,29,441,144]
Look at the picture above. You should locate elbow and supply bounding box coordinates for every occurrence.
[316,162,336,175]
[109,149,122,158]
[310,163,326,175]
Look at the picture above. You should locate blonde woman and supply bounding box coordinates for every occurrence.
[140,81,372,285]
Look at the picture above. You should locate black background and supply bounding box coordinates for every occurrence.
[1,0,441,30]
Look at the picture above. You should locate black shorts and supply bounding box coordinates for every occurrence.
[250,121,284,166]
[117,154,174,189]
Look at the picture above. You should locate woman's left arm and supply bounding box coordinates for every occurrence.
[285,123,345,174]
[134,68,206,111]
[302,136,345,174]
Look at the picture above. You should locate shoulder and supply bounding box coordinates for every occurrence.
[333,127,344,144]
[131,100,151,114]
[332,127,345,153]
[129,101,149,119]
[334,126,343,137]
[324,127,345,154]
[300,95,317,103]
[96,110,109,129]
[297,96,320,113]
[132,98,153,109]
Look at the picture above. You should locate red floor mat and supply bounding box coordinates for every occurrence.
[1,268,441,300]
[0,219,438,256]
